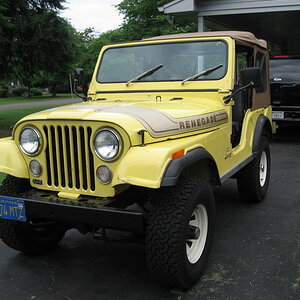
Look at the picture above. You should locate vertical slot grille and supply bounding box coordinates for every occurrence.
[44,125,95,191]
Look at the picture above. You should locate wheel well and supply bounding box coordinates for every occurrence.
[180,158,220,186]
[253,115,272,153]
[262,120,272,141]
[161,147,221,187]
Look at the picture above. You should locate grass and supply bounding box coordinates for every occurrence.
[0,93,75,105]
[0,106,57,185]
[0,106,54,132]
[0,173,5,184]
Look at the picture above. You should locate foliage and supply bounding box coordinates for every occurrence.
[117,0,198,40]
[0,88,8,98]
[74,0,197,83]
[0,0,76,96]
[55,84,71,93]
[13,87,28,96]
[74,28,127,83]
[30,88,42,96]
[0,0,198,92]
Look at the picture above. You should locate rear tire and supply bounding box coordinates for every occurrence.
[0,175,65,254]
[145,178,215,289]
[237,136,271,203]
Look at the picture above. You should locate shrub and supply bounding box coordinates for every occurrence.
[30,88,42,96]
[13,87,27,96]
[54,84,71,93]
[0,88,8,98]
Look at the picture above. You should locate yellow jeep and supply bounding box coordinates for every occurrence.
[0,31,272,288]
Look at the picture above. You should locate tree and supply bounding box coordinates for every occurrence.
[117,0,198,40]
[74,28,127,83]
[29,13,77,96]
[0,0,76,96]
[73,1,198,86]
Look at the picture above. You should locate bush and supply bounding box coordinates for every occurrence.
[54,84,71,93]
[0,88,8,98]
[13,87,27,96]
[30,88,42,96]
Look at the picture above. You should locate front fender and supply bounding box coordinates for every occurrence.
[112,133,218,189]
[253,114,272,154]
[161,147,220,186]
[0,137,29,178]
[113,144,172,189]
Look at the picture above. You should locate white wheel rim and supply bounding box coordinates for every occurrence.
[186,204,208,264]
[259,151,268,187]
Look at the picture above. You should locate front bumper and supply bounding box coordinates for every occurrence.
[0,193,145,233]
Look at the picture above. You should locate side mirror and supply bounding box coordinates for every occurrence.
[240,67,264,89]
[74,68,84,87]
[73,68,87,101]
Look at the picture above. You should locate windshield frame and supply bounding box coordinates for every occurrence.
[96,39,229,84]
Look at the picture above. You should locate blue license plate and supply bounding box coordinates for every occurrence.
[0,196,27,222]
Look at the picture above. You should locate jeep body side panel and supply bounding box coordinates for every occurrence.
[0,137,29,178]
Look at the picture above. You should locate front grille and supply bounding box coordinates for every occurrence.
[43,125,95,191]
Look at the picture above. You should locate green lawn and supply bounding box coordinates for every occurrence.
[0,106,54,131]
[0,93,75,105]
[0,106,56,185]
[0,173,5,184]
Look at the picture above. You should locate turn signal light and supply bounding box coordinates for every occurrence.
[172,149,185,159]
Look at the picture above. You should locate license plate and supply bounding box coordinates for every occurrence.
[272,111,284,119]
[0,196,27,222]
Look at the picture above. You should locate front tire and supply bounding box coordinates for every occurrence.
[145,178,215,289]
[237,136,271,203]
[0,176,65,255]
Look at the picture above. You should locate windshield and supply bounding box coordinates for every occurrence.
[270,59,300,83]
[97,40,228,83]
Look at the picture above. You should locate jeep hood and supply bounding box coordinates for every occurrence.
[16,99,228,140]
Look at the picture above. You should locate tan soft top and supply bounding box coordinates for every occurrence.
[144,31,267,49]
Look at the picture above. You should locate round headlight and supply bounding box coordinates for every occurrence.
[94,129,120,161]
[20,127,41,155]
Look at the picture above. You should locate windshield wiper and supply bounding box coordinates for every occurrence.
[181,64,224,85]
[126,64,163,86]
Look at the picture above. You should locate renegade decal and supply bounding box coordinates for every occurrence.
[41,105,228,137]
[102,106,228,137]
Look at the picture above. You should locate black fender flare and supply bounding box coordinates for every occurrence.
[253,114,272,155]
[161,147,220,187]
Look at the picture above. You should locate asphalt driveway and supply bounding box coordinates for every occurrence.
[0,126,299,299]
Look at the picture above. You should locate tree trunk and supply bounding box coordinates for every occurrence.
[51,84,57,97]
[27,84,31,97]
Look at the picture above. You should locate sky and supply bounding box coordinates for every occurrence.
[60,0,124,34]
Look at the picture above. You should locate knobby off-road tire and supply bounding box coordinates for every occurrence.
[237,136,271,203]
[0,175,65,255]
[145,178,216,289]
